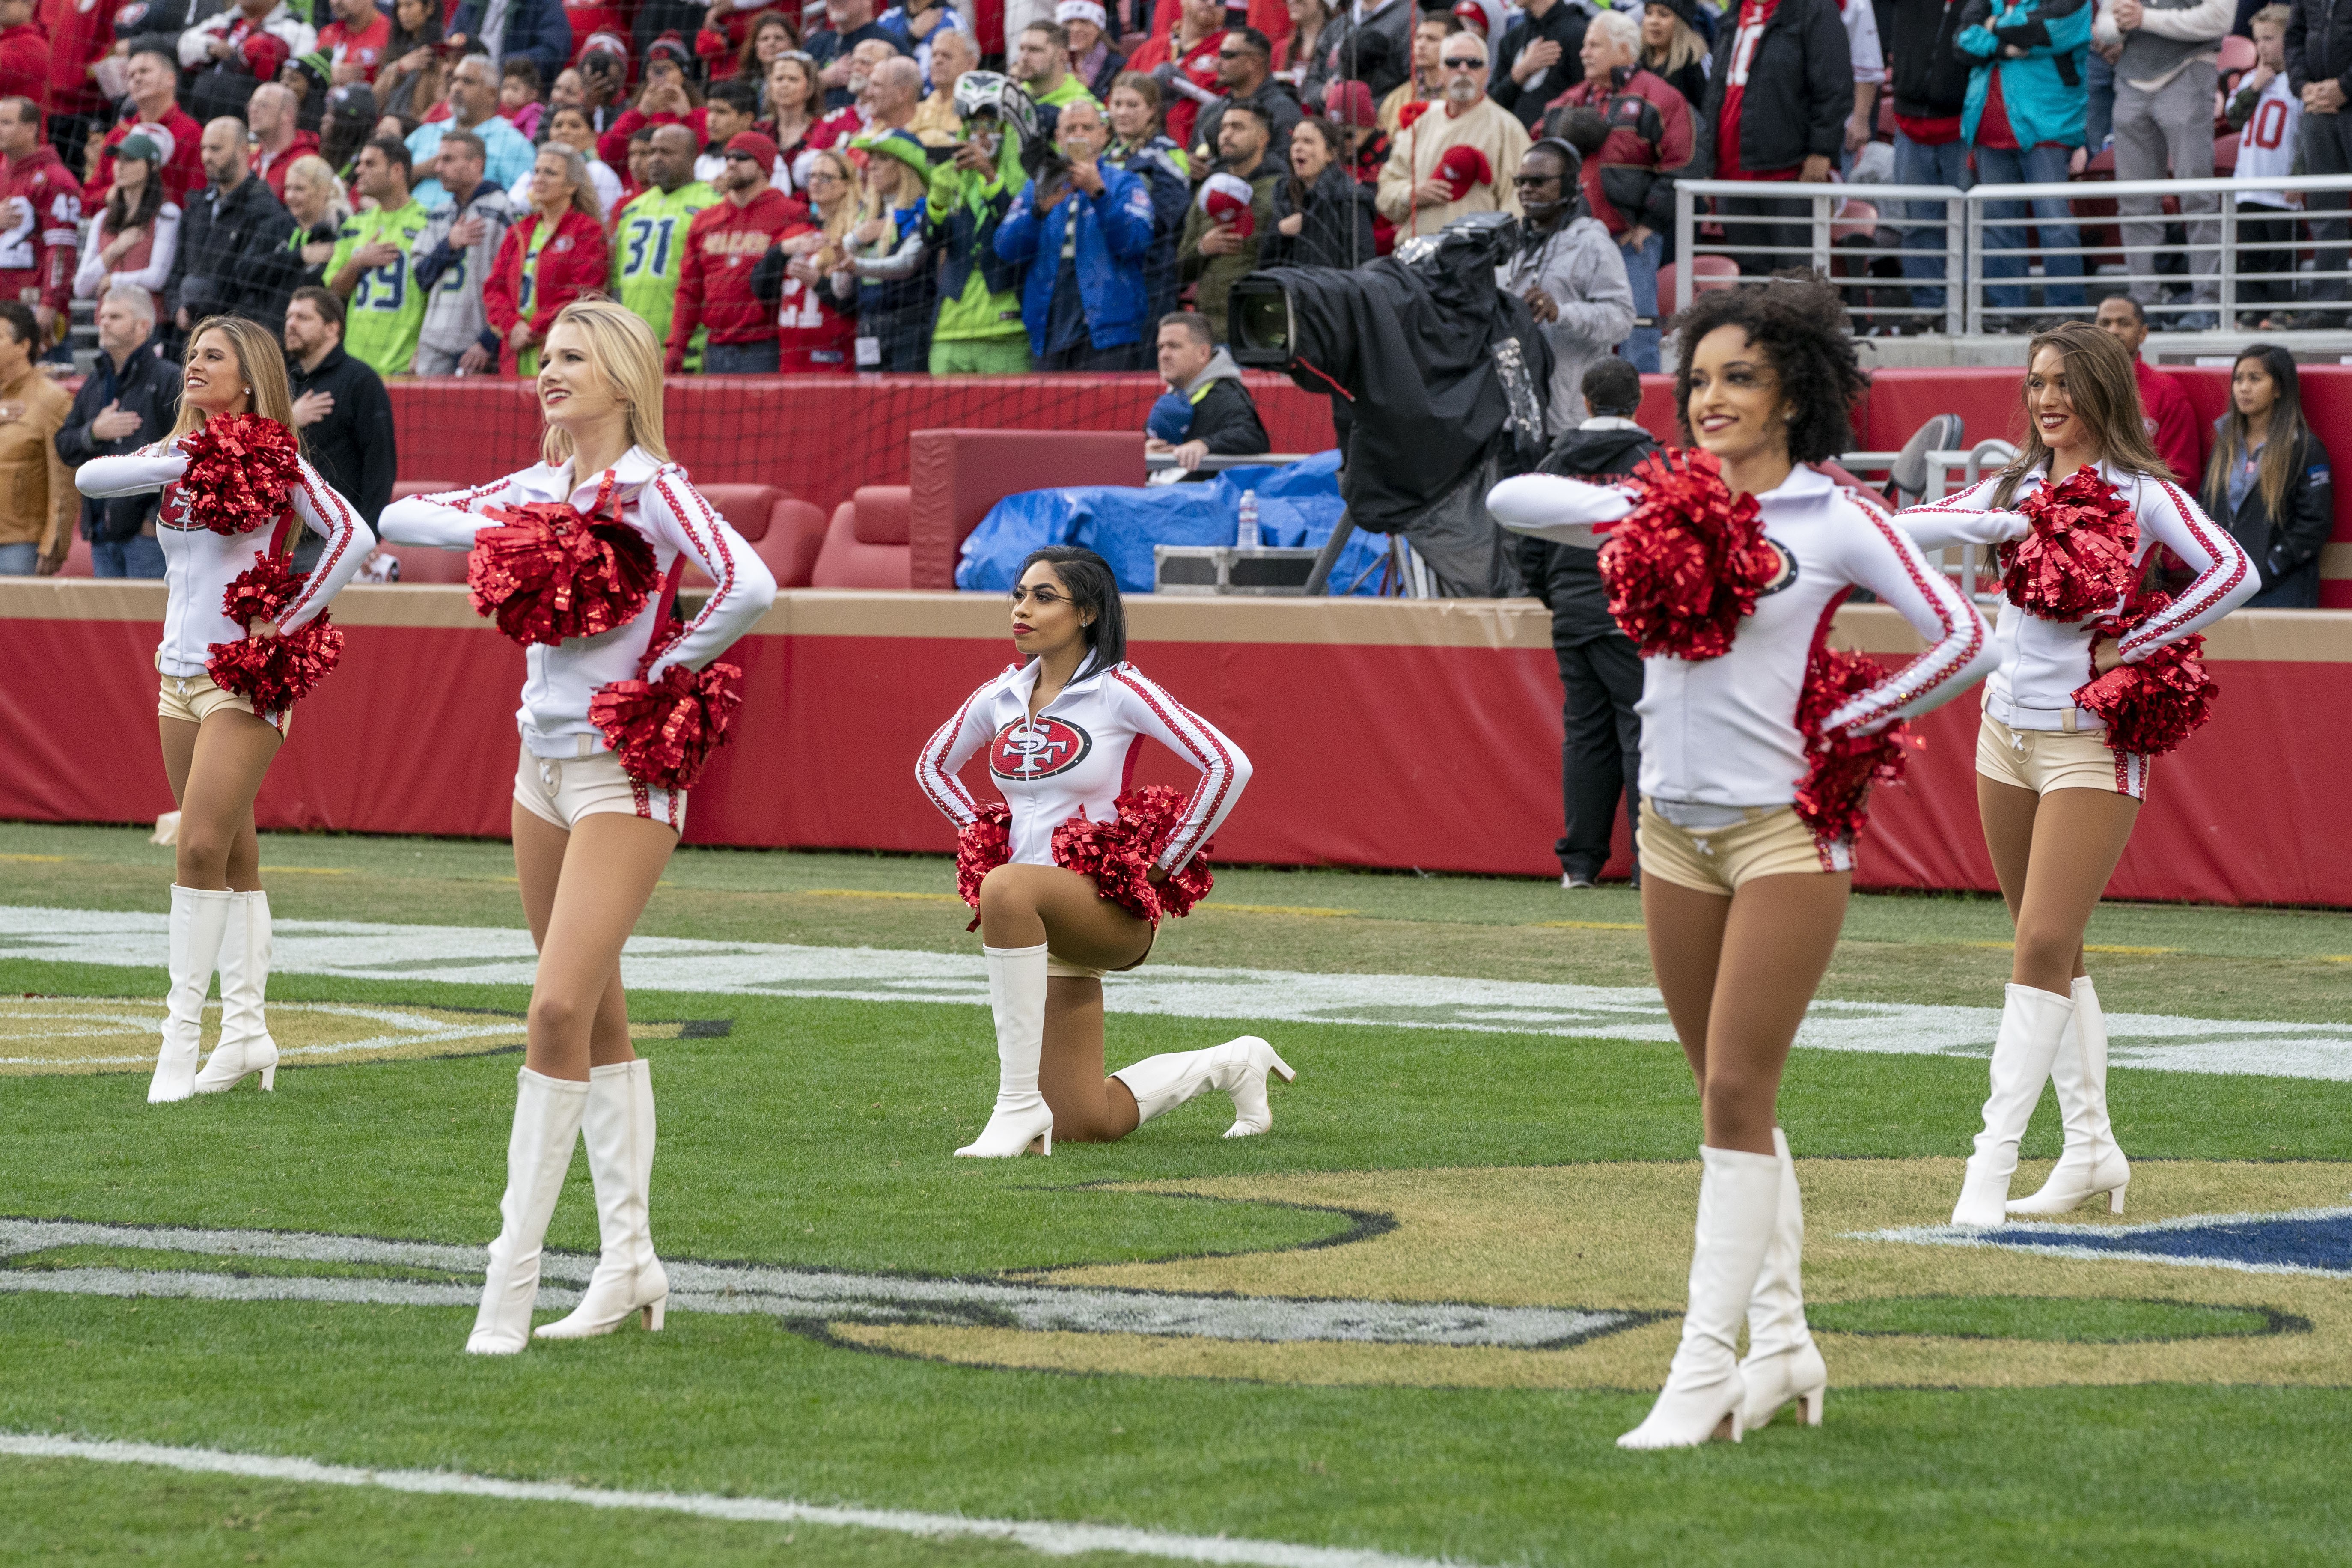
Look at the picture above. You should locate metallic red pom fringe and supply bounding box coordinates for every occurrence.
[1596,449,1777,661]
[1049,785,1215,926]
[2004,466,2140,622]
[467,497,659,646]
[1791,644,1918,844]
[955,803,1014,929]
[178,414,303,536]
[203,553,343,710]
[2073,592,2217,756]
[589,658,744,792]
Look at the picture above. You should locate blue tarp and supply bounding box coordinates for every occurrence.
[953,449,1391,595]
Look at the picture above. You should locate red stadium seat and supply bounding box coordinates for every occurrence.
[2218,33,2256,79]
[694,483,784,542]
[1657,255,1740,312]
[759,498,830,588]
[850,485,911,545]
[380,544,472,584]
[811,500,913,589]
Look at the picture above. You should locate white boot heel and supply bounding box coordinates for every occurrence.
[1112,1036,1296,1137]
[540,1060,669,1339]
[1620,1146,1781,1450]
[196,890,278,1094]
[468,1068,589,1354]
[2009,976,2132,1217]
[1741,1128,1827,1431]
[154,886,236,1104]
[1952,984,2074,1226]
[957,943,1055,1158]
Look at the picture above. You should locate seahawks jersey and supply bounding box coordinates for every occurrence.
[327,199,432,377]
[611,181,719,348]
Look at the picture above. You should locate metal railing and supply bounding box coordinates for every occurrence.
[1672,176,2352,339]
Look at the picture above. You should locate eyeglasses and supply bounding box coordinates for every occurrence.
[1511,173,1559,188]
[725,151,760,162]
[1439,56,1485,69]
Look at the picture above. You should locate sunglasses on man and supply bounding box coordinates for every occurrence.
[1439,55,1485,70]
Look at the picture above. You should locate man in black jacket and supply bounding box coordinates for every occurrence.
[1148,311,1269,480]
[1519,357,1650,888]
[55,286,181,578]
[2287,0,2352,318]
[1887,0,1974,323]
[282,285,396,574]
[166,116,301,339]
[1692,0,1852,273]
[1492,0,1595,131]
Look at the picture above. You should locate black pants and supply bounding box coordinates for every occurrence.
[1038,337,1151,372]
[2301,111,2352,305]
[1554,632,1643,879]
[1716,192,1815,277]
[2238,211,2298,310]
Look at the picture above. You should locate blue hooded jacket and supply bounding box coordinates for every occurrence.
[993,161,1160,354]
[1957,0,2093,151]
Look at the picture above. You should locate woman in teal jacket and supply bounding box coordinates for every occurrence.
[1958,0,2092,321]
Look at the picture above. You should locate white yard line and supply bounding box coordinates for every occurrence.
[0,1434,1472,1568]
[5,906,2350,1080]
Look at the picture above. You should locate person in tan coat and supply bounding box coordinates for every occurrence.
[1375,30,1529,243]
[0,301,75,576]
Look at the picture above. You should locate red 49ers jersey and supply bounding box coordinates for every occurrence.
[0,146,82,316]
[917,660,1251,873]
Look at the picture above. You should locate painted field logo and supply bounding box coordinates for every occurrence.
[990,717,1092,780]
[0,998,727,1077]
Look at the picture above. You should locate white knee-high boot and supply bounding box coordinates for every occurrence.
[1740,1128,1826,1429]
[154,886,237,1104]
[956,943,1054,1157]
[2008,976,2130,1216]
[1951,983,2075,1226]
[467,1068,589,1354]
[1111,1036,1296,1137]
[196,890,277,1093]
[1619,1145,1781,1449]
[538,1059,668,1338]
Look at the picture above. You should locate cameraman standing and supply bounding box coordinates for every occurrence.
[1495,139,1632,428]
[1519,356,1651,889]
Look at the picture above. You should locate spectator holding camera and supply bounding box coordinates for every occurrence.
[1377,31,1529,241]
[56,286,181,579]
[927,77,1047,375]
[1263,115,1377,268]
[597,35,709,166]
[1495,138,1631,428]
[1180,100,1281,341]
[1540,8,1689,372]
[996,99,1158,369]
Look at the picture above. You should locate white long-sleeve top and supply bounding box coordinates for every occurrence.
[72,205,183,303]
[916,660,1252,874]
[74,437,374,680]
[1488,464,1996,810]
[1895,462,2254,733]
[375,447,778,758]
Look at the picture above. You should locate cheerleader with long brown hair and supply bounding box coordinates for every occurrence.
[378,298,776,1354]
[1897,322,2256,1224]
[73,315,373,1104]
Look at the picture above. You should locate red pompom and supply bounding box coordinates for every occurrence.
[2005,467,2140,622]
[467,498,659,647]
[204,553,344,709]
[956,802,1012,927]
[1791,644,1918,845]
[2073,593,2217,756]
[589,658,743,791]
[178,414,303,536]
[1048,784,1217,926]
[1597,449,1778,661]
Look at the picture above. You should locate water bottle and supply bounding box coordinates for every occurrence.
[1237,489,1258,550]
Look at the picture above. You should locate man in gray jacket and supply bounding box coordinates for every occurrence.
[2096,0,2231,329]
[1494,139,1634,428]
[408,129,520,373]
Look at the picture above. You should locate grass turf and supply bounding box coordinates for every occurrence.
[5,824,2351,1564]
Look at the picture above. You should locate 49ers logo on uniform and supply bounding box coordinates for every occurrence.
[990,717,1091,780]
[1758,537,1800,595]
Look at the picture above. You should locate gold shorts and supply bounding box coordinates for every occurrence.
[1046,931,1155,980]
[513,746,685,834]
[1638,799,1851,896]
[155,668,288,735]
[1975,714,2147,800]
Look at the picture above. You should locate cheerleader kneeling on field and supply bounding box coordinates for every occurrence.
[1488,278,1997,1448]
[377,298,777,1353]
[74,315,374,1104]
[1895,322,2254,1226]
[915,546,1280,1158]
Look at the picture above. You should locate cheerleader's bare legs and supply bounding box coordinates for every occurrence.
[509,806,677,1081]
[1967,778,2140,1219]
[158,708,278,894]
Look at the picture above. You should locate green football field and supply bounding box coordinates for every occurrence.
[5,820,2351,1567]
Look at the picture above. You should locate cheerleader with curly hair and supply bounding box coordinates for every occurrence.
[377,298,777,1353]
[914,545,1278,1158]
[73,315,374,1104]
[1488,277,1997,1447]
[1895,322,2254,1226]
